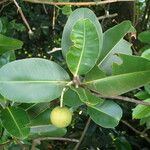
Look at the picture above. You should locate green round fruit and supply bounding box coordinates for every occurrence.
[50,106,72,128]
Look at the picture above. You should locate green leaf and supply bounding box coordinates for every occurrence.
[61,5,72,16]
[0,19,2,32]
[0,34,23,54]
[100,39,132,75]
[132,99,150,119]
[66,19,100,76]
[142,49,150,60]
[29,109,52,126]
[88,101,122,128]
[98,21,134,65]
[0,58,70,103]
[138,30,150,44]
[63,88,83,107]
[1,107,30,139]
[85,54,150,96]
[72,87,103,106]
[0,51,16,68]
[19,103,49,119]
[29,125,67,139]
[114,136,132,150]
[145,84,150,94]
[140,117,150,129]
[61,8,103,58]
[134,91,150,100]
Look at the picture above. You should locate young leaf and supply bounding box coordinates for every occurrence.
[85,54,150,96]
[0,34,23,54]
[67,19,100,76]
[29,125,67,139]
[0,58,70,103]
[72,87,103,106]
[88,101,123,128]
[138,30,150,44]
[132,99,150,119]
[1,107,30,139]
[61,8,103,58]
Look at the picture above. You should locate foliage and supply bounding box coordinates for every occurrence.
[0,2,150,150]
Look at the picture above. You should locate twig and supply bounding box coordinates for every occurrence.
[31,137,79,150]
[74,118,91,150]
[47,47,62,54]
[98,13,118,20]
[102,95,150,106]
[87,88,150,106]
[121,120,150,143]
[0,140,13,149]
[0,0,8,5]
[13,0,33,34]
[23,0,135,6]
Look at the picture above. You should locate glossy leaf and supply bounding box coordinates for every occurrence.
[63,88,83,107]
[72,87,103,106]
[132,99,150,119]
[0,58,70,103]
[61,8,103,58]
[29,125,67,139]
[98,21,134,65]
[85,54,150,96]
[100,39,132,75]
[138,30,150,44]
[88,101,122,128]
[0,34,23,54]
[134,91,150,100]
[67,19,100,76]
[29,109,52,126]
[19,103,49,119]
[142,49,150,60]
[1,107,30,139]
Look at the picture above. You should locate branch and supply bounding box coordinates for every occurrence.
[98,13,118,20]
[13,0,33,34]
[121,120,150,143]
[47,47,62,54]
[23,0,135,6]
[87,88,150,106]
[73,118,91,150]
[31,137,79,150]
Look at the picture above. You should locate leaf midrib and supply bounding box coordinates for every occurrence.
[85,70,150,84]
[7,107,23,137]
[75,20,86,76]
[89,105,119,122]
[0,80,69,84]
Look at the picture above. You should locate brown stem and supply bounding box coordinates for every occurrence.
[121,120,150,143]
[87,87,150,106]
[74,118,91,150]
[31,137,79,150]
[23,0,135,6]
[13,0,33,34]
[98,13,118,20]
